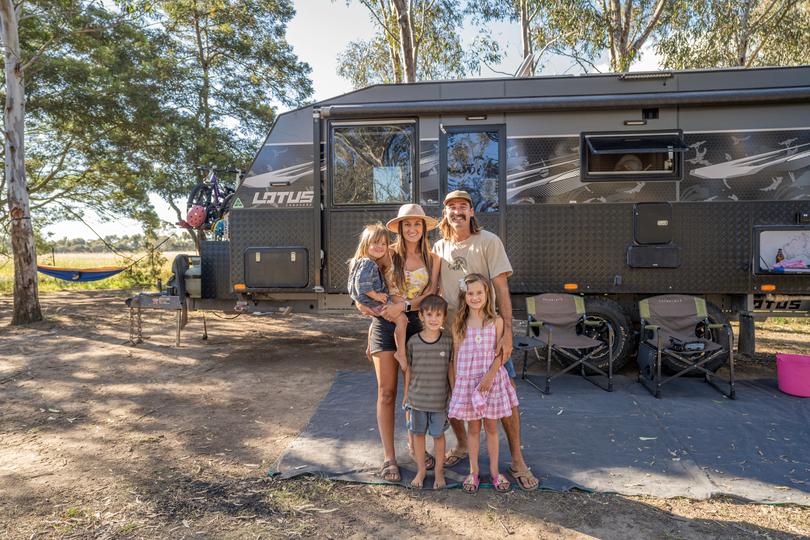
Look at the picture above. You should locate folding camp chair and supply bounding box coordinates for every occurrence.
[637,295,735,399]
[513,293,614,394]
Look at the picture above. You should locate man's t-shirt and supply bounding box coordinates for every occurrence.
[432,229,513,315]
[406,332,453,412]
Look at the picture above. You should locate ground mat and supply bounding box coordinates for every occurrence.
[276,371,810,504]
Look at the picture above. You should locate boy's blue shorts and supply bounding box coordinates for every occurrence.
[405,406,449,438]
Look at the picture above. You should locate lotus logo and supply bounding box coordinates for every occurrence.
[251,189,314,206]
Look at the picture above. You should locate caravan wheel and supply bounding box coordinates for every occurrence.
[555,297,635,372]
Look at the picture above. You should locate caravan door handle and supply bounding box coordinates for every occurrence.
[270,181,292,187]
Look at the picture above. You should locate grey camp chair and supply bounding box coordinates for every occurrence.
[513,293,614,394]
[638,295,735,399]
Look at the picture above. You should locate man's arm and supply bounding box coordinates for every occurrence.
[491,272,513,363]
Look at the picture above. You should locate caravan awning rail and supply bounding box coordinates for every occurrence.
[318,86,810,119]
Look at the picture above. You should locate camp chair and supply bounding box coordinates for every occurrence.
[638,295,735,399]
[513,293,614,394]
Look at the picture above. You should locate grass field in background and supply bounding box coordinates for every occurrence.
[0,252,184,294]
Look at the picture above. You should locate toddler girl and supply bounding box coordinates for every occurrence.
[347,223,409,370]
[447,273,519,493]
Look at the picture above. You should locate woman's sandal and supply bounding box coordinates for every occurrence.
[508,465,540,491]
[444,448,468,468]
[493,473,511,493]
[462,473,480,494]
[379,459,401,483]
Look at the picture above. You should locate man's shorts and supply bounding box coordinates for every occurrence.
[405,406,449,438]
[503,358,517,378]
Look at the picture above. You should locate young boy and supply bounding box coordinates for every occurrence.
[402,294,454,489]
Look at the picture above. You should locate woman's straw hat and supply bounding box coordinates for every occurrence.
[386,204,439,233]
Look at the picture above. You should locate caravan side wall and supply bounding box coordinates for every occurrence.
[230,72,810,308]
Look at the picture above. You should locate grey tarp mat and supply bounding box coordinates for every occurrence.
[277,371,810,504]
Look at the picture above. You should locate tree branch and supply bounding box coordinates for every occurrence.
[630,0,666,56]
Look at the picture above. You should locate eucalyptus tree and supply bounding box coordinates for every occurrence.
[145,0,313,226]
[338,0,479,86]
[656,0,810,69]
[1,0,41,323]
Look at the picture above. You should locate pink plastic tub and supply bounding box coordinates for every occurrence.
[776,354,810,398]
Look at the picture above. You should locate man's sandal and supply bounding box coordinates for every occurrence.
[462,473,479,494]
[380,459,401,483]
[508,465,539,491]
[444,448,468,468]
[493,473,511,493]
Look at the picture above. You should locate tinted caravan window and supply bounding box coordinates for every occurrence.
[446,129,501,213]
[332,122,415,205]
[582,131,686,181]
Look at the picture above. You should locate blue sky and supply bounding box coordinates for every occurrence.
[44,1,661,241]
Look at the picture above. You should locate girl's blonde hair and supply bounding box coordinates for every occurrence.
[348,223,389,273]
[452,273,497,342]
[390,219,433,294]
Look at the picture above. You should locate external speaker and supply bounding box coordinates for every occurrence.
[627,244,680,268]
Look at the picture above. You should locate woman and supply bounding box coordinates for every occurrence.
[363,204,441,482]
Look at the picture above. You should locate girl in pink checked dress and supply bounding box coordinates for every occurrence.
[447,273,519,493]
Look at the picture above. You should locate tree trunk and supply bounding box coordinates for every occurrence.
[520,0,533,73]
[392,0,416,82]
[1,0,43,325]
[736,0,753,66]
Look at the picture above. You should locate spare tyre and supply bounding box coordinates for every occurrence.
[551,297,636,373]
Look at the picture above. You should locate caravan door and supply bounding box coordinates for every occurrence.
[440,125,507,240]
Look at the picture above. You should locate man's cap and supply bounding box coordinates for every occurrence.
[443,190,473,206]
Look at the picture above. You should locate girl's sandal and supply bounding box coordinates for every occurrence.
[493,473,511,493]
[462,473,480,494]
[379,459,401,483]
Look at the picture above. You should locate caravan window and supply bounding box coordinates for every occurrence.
[581,131,686,181]
[331,122,415,205]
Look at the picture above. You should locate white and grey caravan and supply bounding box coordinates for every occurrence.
[165,65,810,368]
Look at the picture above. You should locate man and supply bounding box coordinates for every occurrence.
[433,190,539,491]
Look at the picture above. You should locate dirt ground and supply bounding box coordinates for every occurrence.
[1,290,809,539]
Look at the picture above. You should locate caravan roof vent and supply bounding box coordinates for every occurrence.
[619,71,673,80]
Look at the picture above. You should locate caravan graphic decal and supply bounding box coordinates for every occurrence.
[238,143,316,208]
[682,131,810,201]
[503,130,810,204]
[505,137,675,204]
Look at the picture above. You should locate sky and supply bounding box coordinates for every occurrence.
[43,1,662,241]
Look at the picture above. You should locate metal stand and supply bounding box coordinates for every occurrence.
[125,293,183,347]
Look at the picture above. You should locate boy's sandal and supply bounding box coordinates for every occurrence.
[493,473,511,493]
[379,459,401,483]
[444,448,468,468]
[462,473,479,494]
[508,465,540,491]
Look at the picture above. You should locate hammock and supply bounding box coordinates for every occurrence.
[37,264,127,282]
